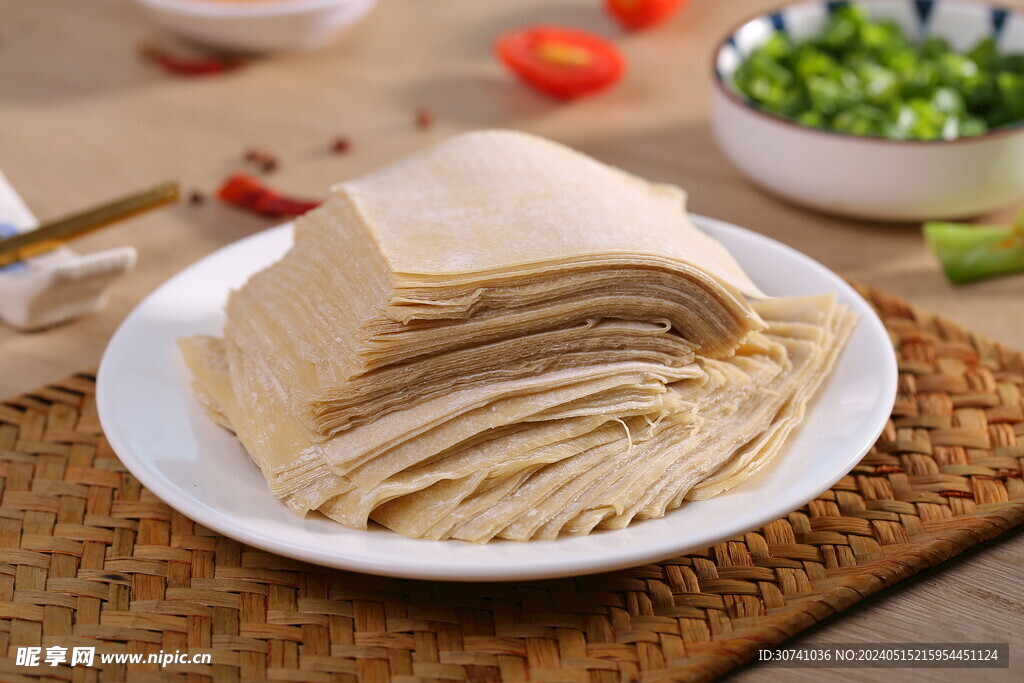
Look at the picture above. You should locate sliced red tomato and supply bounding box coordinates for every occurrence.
[605,0,688,30]
[495,26,625,100]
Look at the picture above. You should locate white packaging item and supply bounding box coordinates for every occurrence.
[0,171,136,331]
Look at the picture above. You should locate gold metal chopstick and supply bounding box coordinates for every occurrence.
[0,181,180,268]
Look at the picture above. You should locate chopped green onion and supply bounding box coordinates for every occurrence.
[733,6,1024,140]
[924,211,1024,284]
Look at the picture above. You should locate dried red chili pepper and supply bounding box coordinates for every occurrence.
[331,136,352,154]
[217,174,321,218]
[414,108,435,130]
[139,41,244,76]
[243,148,279,173]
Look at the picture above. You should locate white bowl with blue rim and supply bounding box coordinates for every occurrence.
[135,0,378,53]
[712,0,1024,221]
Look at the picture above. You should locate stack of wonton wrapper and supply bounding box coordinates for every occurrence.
[180,131,856,543]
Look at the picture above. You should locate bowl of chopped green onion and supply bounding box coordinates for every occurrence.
[712,0,1024,221]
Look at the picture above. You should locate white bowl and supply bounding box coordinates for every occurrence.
[712,0,1024,221]
[135,0,378,53]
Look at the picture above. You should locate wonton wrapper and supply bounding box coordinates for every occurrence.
[179,131,854,542]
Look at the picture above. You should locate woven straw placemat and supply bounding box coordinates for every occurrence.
[0,285,1022,682]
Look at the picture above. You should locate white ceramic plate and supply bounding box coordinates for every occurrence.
[97,215,897,581]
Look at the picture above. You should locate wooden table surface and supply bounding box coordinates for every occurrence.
[1,0,1022,679]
